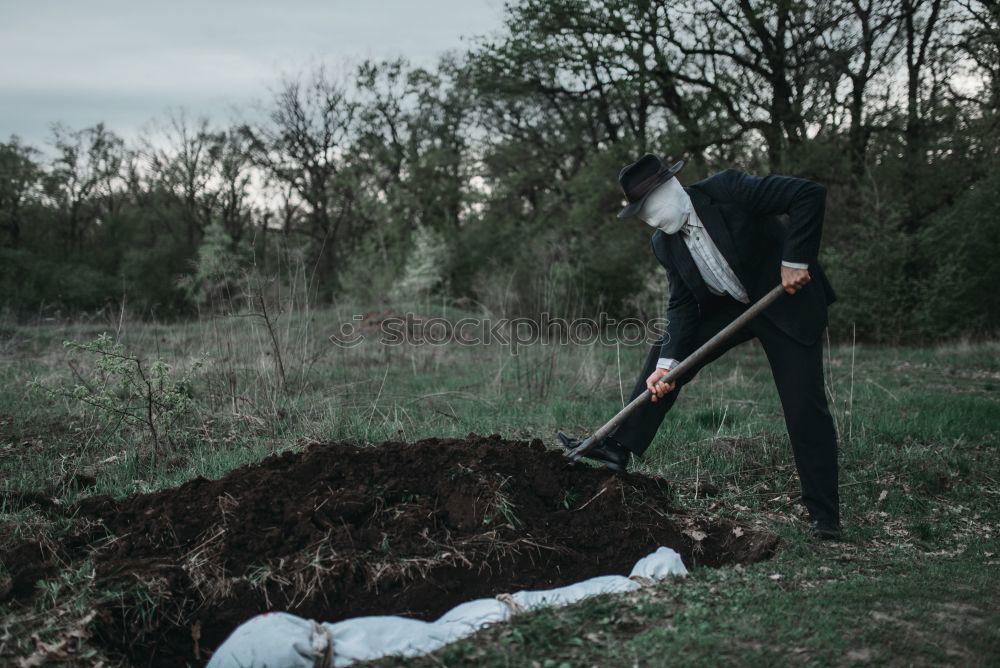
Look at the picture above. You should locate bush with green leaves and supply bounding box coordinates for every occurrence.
[391,224,449,301]
[178,221,251,310]
[33,333,206,458]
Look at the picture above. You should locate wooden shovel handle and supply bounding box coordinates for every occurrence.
[565,284,787,461]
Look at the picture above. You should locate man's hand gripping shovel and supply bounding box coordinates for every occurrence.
[564,284,787,464]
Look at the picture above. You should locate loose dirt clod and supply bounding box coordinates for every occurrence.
[3,434,778,666]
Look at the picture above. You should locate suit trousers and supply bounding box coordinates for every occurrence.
[611,293,840,526]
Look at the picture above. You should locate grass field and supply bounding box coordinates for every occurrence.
[1,302,998,665]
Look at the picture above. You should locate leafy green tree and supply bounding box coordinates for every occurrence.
[0,137,42,249]
[178,221,250,309]
[391,224,450,300]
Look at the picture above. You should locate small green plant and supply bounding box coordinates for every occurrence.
[32,562,96,612]
[109,576,177,642]
[485,476,521,528]
[32,333,205,459]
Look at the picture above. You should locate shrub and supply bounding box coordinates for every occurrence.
[31,333,206,459]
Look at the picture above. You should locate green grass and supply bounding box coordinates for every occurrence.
[408,551,1000,667]
[0,304,998,665]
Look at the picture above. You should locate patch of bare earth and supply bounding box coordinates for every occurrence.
[2,435,778,666]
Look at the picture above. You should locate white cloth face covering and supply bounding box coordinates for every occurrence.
[637,177,690,234]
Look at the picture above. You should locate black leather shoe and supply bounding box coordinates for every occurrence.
[810,521,844,541]
[557,431,630,472]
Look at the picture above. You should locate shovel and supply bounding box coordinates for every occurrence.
[564,284,787,462]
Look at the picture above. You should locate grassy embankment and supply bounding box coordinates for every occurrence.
[1,303,998,665]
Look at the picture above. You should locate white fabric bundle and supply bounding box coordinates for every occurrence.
[507,574,641,612]
[208,546,688,668]
[630,546,689,580]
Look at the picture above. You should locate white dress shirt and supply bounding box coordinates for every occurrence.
[680,210,749,304]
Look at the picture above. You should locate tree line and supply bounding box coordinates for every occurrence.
[1,0,998,341]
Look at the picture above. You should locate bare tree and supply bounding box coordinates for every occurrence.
[674,0,846,172]
[241,66,359,279]
[821,0,902,181]
[141,112,222,247]
[46,123,125,255]
[954,0,1000,111]
[897,0,948,234]
[212,129,255,244]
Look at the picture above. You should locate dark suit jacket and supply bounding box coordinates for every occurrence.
[651,168,836,360]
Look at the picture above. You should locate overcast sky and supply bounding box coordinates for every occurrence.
[0,0,504,147]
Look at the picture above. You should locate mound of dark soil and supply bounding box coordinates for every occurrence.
[4,435,778,666]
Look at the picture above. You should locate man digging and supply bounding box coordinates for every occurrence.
[559,155,841,540]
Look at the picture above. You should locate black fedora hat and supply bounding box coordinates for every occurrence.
[617,154,685,219]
